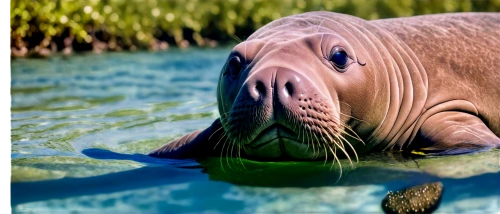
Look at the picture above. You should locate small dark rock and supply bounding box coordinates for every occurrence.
[381,182,443,214]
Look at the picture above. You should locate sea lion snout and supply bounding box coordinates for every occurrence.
[245,66,303,110]
[224,66,341,159]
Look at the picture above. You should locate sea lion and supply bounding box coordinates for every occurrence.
[149,12,500,161]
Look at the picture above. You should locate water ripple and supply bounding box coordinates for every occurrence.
[11,49,229,181]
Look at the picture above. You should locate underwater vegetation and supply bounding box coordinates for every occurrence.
[10,0,500,57]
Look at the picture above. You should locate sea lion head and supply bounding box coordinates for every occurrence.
[217,12,392,160]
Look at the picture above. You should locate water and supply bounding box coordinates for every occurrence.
[11,49,500,213]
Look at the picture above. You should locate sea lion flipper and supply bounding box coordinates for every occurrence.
[412,112,500,156]
[148,118,223,159]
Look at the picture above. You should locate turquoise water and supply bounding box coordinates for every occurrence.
[11,49,500,213]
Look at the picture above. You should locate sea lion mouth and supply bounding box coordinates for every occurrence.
[247,124,299,149]
[242,121,360,161]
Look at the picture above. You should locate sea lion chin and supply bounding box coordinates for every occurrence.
[149,12,500,161]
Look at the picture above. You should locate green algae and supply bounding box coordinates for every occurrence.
[12,156,145,182]
[10,135,22,142]
[11,95,125,112]
[11,166,67,182]
[114,136,179,154]
[87,96,126,104]
[151,101,181,112]
[12,122,114,154]
[12,115,78,122]
[11,85,61,94]
[11,123,39,133]
[169,112,214,122]
[121,117,167,129]
[10,104,98,113]
[43,95,126,104]
[198,102,217,109]
[105,109,148,117]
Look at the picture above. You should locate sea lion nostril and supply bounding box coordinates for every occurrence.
[284,82,294,97]
[255,81,266,97]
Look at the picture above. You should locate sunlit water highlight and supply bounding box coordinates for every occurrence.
[11,49,500,213]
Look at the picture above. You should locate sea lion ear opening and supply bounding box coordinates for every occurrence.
[148,118,223,159]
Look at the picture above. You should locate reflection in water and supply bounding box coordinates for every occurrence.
[197,154,429,187]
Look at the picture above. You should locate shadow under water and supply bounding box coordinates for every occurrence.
[12,148,500,212]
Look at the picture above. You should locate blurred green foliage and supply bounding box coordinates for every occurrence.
[10,0,500,57]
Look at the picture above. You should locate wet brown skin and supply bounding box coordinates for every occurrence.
[149,12,500,161]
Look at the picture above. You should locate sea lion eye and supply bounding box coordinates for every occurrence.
[331,51,348,66]
[227,56,242,79]
[328,47,351,72]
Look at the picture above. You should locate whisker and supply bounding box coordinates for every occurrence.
[338,130,359,163]
[301,123,309,152]
[308,125,316,159]
[342,125,365,145]
[230,138,237,170]
[323,129,342,150]
[317,127,331,162]
[333,135,353,167]
[327,144,336,170]
[292,113,302,144]
[323,143,328,165]
[224,137,235,171]
[325,126,345,149]
[230,34,243,43]
[328,144,343,184]
[296,122,302,145]
[219,136,229,175]
[213,131,228,150]
[322,126,336,144]
[337,100,370,125]
[208,126,224,141]
[304,125,314,156]
[338,111,369,124]
[219,113,231,123]
[312,127,323,159]
[237,144,246,169]
[312,126,322,159]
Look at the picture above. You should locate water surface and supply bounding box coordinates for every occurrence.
[11,49,500,213]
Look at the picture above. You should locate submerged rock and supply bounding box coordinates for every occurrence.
[382,182,443,214]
